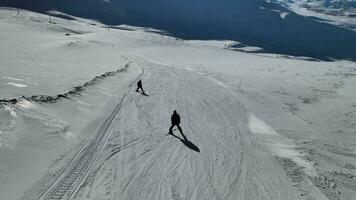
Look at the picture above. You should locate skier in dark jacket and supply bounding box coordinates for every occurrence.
[136,79,145,94]
[169,110,186,140]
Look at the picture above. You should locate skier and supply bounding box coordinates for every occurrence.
[169,110,186,140]
[136,79,145,94]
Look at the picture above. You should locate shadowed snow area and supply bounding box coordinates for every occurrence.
[1,8,356,200]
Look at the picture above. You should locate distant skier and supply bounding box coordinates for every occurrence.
[169,110,186,140]
[136,79,145,94]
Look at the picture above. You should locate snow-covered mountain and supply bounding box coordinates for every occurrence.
[272,0,356,9]
[1,0,356,60]
[1,4,356,200]
[270,0,356,30]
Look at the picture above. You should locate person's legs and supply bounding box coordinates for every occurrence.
[137,87,144,94]
[177,124,183,133]
[177,125,186,140]
[169,124,174,134]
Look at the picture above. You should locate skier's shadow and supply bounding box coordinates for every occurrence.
[168,131,200,152]
[136,91,149,97]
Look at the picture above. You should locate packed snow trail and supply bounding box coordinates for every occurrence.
[22,59,300,200]
[37,94,129,200]
[72,59,300,200]
[19,62,144,200]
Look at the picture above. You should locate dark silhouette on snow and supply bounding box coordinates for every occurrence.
[169,110,185,138]
[168,110,200,153]
[169,130,200,152]
[136,79,147,95]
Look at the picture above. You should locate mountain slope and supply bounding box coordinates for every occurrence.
[1,0,356,60]
[1,8,356,200]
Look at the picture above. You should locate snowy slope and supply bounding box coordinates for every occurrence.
[0,9,129,99]
[270,0,356,30]
[272,0,356,9]
[1,8,356,200]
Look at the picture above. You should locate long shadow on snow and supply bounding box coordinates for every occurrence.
[2,0,356,60]
[136,91,150,97]
[168,131,200,153]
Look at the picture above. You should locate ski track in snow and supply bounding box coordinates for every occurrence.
[20,62,142,200]
[2,8,356,200]
[45,59,299,200]
[21,58,302,200]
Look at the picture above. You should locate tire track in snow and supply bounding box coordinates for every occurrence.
[37,92,128,200]
[20,62,144,200]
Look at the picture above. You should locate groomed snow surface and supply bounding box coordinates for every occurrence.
[1,8,356,200]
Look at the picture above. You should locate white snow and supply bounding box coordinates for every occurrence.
[249,113,317,176]
[280,12,289,19]
[6,82,27,87]
[1,76,27,82]
[0,7,356,200]
[17,99,36,109]
[248,114,279,135]
[274,0,356,31]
